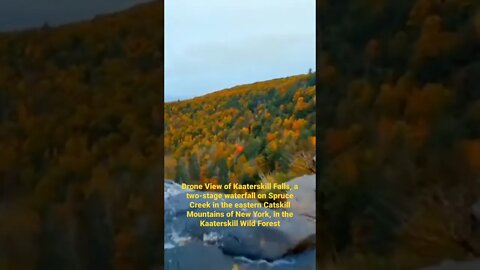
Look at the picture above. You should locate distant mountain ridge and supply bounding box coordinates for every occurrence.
[166,74,315,103]
[164,73,316,186]
[0,0,155,33]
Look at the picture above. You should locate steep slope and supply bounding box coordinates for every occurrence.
[318,0,480,268]
[0,1,163,269]
[164,73,316,186]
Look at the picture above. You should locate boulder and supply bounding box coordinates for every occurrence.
[235,250,316,270]
[165,242,316,270]
[164,242,234,270]
[164,176,316,266]
[165,187,315,260]
[286,175,316,221]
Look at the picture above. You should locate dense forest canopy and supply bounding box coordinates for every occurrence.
[0,2,163,269]
[1,0,480,269]
[318,0,480,269]
[164,74,316,188]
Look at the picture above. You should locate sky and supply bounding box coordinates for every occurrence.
[165,0,316,102]
[0,0,151,32]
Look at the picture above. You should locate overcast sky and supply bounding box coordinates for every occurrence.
[165,0,315,102]
[0,0,150,32]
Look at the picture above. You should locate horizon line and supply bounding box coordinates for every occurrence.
[164,71,315,103]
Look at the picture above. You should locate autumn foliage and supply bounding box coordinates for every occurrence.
[319,0,480,268]
[0,2,163,269]
[164,74,316,186]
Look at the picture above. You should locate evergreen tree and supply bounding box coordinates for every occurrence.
[188,154,201,182]
[174,159,189,183]
[217,157,229,185]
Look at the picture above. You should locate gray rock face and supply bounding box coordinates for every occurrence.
[164,175,316,269]
[235,250,316,270]
[286,175,316,222]
[164,243,316,270]
[165,242,234,270]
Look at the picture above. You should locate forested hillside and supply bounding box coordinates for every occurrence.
[318,0,480,269]
[164,74,316,187]
[0,1,163,269]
